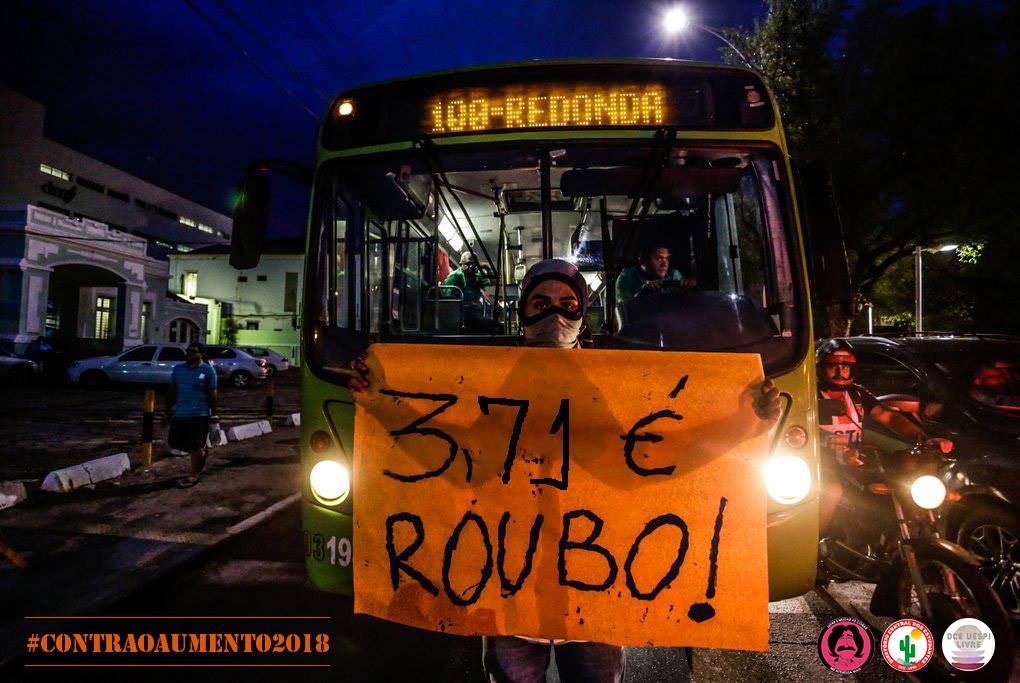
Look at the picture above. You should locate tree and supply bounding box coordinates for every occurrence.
[220,316,239,346]
[726,0,1016,335]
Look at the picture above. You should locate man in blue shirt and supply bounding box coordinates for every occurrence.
[164,342,218,487]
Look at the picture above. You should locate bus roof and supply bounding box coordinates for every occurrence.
[333,58,759,97]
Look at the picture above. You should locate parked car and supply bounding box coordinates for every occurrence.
[204,345,269,388]
[240,346,290,376]
[0,349,41,383]
[829,334,1020,618]
[68,344,267,389]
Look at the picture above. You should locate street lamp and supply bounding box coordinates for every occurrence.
[914,243,958,334]
[660,4,752,68]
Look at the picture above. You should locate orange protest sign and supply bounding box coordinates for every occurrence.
[353,343,770,650]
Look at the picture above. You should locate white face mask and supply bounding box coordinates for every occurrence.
[523,314,582,348]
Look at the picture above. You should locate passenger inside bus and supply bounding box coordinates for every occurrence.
[315,143,801,370]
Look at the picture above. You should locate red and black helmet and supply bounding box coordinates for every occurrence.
[817,338,857,390]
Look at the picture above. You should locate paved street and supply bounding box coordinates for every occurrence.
[61,502,903,682]
[0,371,299,480]
[0,373,302,668]
[1,372,1016,681]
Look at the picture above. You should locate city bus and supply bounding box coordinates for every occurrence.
[230,59,841,603]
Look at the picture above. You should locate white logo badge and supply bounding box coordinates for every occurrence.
[942,617,994,671]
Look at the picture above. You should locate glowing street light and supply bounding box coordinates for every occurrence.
[659,4,752,68]
[662,6,692,34]
[914,243,958,334]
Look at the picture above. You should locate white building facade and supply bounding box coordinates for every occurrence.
[0,206,207,353]
[168,240,304,366]
[0,85,230,354]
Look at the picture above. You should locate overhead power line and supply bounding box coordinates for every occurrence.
[179,0,319,120]
[208,0,330,104]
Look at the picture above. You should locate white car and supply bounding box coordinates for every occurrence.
[68,344,268,388]
[241,346,290,377]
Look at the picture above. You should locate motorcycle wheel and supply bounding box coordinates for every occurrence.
[896,550,1014,681]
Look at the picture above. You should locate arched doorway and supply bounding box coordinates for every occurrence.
[46,263,126,356]
[168,318,200,344]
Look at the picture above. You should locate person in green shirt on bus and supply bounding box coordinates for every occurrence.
[443,251,493,329]
[614,243,696,302]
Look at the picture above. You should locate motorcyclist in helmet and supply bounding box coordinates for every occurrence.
[817,339,922,535]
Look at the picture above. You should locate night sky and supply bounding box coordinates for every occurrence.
[1,0,772,233]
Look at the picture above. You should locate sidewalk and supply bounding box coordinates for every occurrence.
[0,422,303,665]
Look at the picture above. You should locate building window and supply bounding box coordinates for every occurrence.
[135,198,152,210]
[95,296,113,339]
[141,301,151,342]
[179,216,197,227]
[198,223,215,234]
[169,318,198,344]
[237,275,248,283]
[40,163,71,181]
[284,272,299,312]
[107,188,129,202]
[220,302,234,317]
[44,299,61,336]
[157,207,178,220]
[181,271,198,298]
[256,275,267,282]
[76,176,105,193]
[245,321,260,331]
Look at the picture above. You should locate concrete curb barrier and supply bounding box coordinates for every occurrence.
[285,413,300,427]
[227,421,267,442]
[0,481,28,510]
[257,419,272,435]
[40,453,131,493]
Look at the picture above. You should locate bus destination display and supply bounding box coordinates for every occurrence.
[425,84,668,134]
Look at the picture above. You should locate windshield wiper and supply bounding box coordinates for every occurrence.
[416,138,496,273]
[624,128,677,224]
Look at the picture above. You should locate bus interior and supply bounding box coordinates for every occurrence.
[310,142,804,371]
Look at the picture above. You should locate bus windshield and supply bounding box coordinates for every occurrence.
[306,142,805,374]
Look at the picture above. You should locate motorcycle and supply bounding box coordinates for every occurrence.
[818,387,1014,680]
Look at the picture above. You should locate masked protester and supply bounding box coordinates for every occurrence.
[345,258,782,682]
[816,339,920,536]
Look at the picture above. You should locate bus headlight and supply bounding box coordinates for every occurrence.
[910,475,946,509]
[765,454,811,505]
[309,460,351,506]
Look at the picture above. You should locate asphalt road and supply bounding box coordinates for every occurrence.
[94,502,908,683]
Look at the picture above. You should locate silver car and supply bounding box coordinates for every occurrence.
[0,349,41,382]
[68,344,266,389]
[241,346,290,376]
[204,345,269,388]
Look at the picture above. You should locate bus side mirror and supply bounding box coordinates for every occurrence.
[795,161,853,331]
[230,168,271,270]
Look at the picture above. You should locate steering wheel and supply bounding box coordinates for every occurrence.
[636,279,696,296]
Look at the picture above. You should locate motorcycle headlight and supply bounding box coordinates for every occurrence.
[765,454,812,505]
[910,475,946,509]
[309,460,350,506]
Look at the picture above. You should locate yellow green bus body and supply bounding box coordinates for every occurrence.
[298,59,820,603]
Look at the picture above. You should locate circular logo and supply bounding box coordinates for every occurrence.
[941,618,995,671]
[881,619,934,672]
[817,617,876,674]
